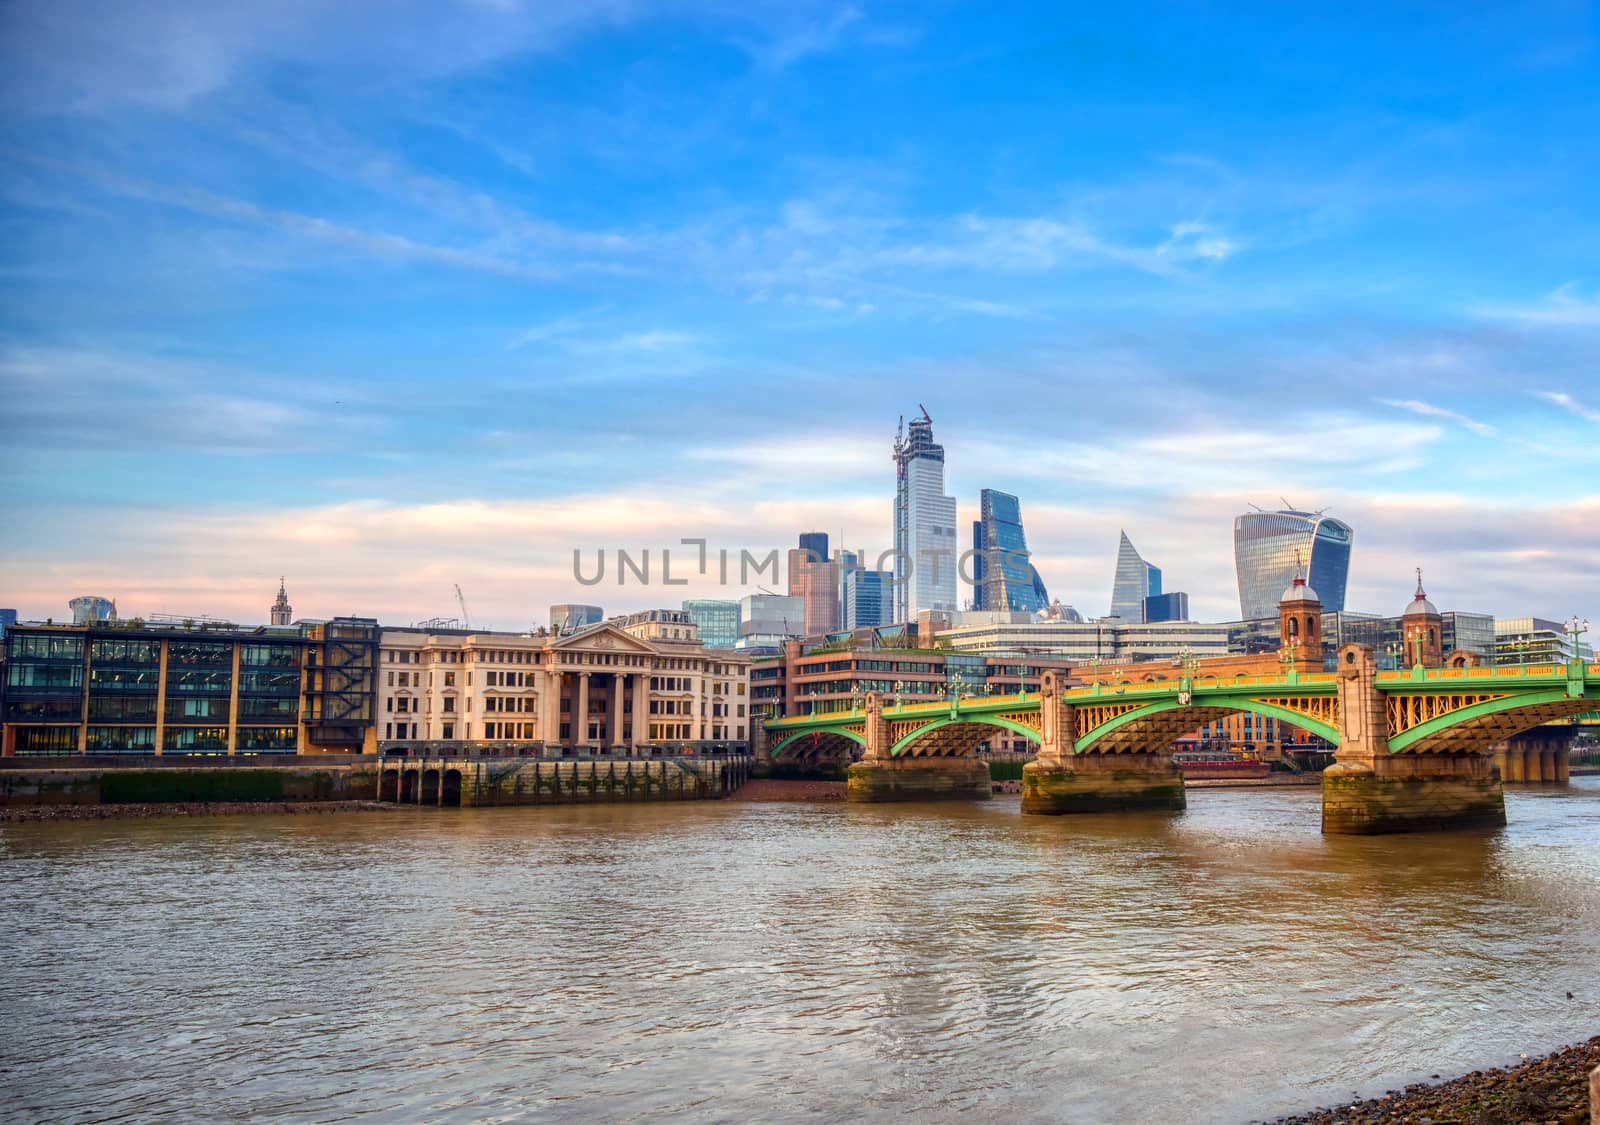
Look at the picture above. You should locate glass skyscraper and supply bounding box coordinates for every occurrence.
[681,599,740,649]
[1234,510,1353,620]
[972,489,1048,613]
[892,409,958,622]
[1109,531,1161,623]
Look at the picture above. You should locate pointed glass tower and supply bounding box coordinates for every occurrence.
[1109,531,1161,623]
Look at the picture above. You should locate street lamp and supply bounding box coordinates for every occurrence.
[1404,625,1425,668]
[1569,616,1590,662]
[1384,641,1403,670]
[894,680,904,707]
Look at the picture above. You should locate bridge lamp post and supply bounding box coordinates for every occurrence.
[1569,617,1590,663]
[1384,641,1403,671]
[1405,626,1424,669]
[894,680,904,707]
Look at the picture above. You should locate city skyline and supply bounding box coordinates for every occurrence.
[1,4,1597,629]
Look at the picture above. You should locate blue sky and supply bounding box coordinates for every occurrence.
[1,1,1597,629]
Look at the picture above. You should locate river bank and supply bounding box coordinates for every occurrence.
[1272,1036,1600,1125]
[0,800,401,822]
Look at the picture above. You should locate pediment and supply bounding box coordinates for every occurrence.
[550,623,657,655]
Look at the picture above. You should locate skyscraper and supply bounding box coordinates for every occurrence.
[892,407,958,623]
[972,489,1048,613]
[1109,531,1161,622]
[788,532,840,635]
[1234,509,1354,620]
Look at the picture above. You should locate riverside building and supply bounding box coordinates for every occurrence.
[1,617,379,757]
[376,615,752,757]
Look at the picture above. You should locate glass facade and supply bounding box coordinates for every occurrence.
[893,412,958,621]
[1109,531,1160,623]
[843,568,890,629]
[1143,592,1189,623]
[973,489,1047,614]
[682,599,740,649]
[3,625,316,757]
[1234,510,1353,619]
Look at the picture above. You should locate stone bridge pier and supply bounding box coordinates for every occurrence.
[1322,645,1505,834]
[1493,727,1573,784]
[1020,671,1186,815]
[844,693,992,802]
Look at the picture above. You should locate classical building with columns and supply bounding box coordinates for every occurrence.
[376,614,752,757]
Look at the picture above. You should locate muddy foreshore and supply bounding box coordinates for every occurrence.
[1270,1036,1600,1125]
[0,800,407,822]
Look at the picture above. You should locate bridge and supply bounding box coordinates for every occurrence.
[763,644,1598,834]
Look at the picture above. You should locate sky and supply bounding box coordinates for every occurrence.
[1,1,1597,631]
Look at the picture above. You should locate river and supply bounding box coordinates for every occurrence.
[3,779,1598,1123]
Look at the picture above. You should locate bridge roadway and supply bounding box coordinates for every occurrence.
[763,644,1598,834]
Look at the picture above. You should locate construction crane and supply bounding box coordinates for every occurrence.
[454,584,471,630]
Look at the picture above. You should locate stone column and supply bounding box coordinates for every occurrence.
[1527,746,1546,784]
[539,670,560,754]
[631,672,648,755]
[1503,743,1527,783]
[575,673,590,750]
[608,673,624,748]
[1553,746,1571,784]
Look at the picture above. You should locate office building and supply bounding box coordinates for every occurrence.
[2,617,378,757]
[1109,532,1161,623]
[69,596,117,625]
[788,533,840,635]
[972,489,1048,614]
[682,599,740,649]
[0,609,16,639]
[737,594,805,651]
[930,615,1230,662]
[1495,617,1594,664]
[550,604,604,634]
[892,407,959,622]
[1143,591,1189,623]
[842,564,891,629]
[1234,508,1353,619]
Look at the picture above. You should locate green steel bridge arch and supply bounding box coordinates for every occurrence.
[888,714,1045,757]
[763,661,1598,760]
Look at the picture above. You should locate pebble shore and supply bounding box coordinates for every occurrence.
[1272,1036,1600,1125]
[0,800,402,822]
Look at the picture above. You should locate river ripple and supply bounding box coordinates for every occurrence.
[2,779,1598,1124]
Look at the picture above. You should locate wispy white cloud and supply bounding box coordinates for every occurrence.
[1477,282,1600,326]
[1379,398,1497,436]
[742,6,863,69]
[507,305,614,350]
[1533,390,1600,423]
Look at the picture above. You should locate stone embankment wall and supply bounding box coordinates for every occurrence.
[1,765,379,807]
[397,756,750,807]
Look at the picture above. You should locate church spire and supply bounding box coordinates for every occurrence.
[270,577,293,626]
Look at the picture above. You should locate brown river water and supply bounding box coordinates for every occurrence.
[2,779,1598,1124]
